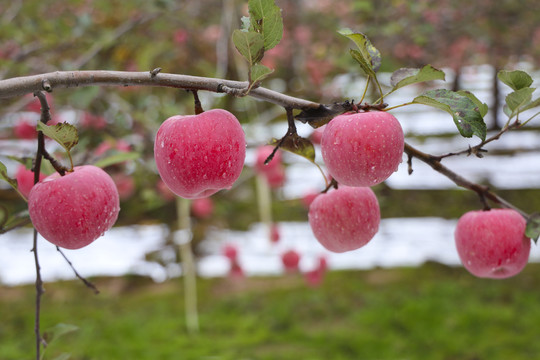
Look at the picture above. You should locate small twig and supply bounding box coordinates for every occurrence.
[31,90,51,360]
[56,247,100,295]
[435,120,521,161]
[42,149,69,176]
[265,108,296,165]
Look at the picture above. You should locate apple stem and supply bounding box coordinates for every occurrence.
[191,90,204,115]
[175,197,200,334]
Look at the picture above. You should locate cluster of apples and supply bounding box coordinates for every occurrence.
[25,107,532,279]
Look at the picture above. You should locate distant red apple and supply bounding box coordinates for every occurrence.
[270,223,280,243]
[223,244,238,262]
[191,197,214,218]
[254,145,282,175]
[15,165,46,199]
[13,118,37,140]
[111,173,135,200]
[281,249,300,272]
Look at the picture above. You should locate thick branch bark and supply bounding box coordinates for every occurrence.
[0,71,320,111]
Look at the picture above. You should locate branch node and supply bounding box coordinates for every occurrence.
[150,67,162,78]
[41,79,52,92]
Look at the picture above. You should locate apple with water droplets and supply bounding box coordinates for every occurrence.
[454,208,531,279]
[154,109,246,199]
[321,111,404,187]
[308,186,380,253]
[28,165,120,249]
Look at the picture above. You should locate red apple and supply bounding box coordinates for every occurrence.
[222,244,238,262]
[308,186,380,253]
[111,173,135,200]
[156,179,176,201]
[13,118,37,140]
[321,111,404,187]
[454,208,531,279]
[191,197,214,218]
[154,109,246,199]
[281,249,300,271]
[254,145,282,175]
[28,165,120,249]
[270,223,280,243]
[15,165,46,199]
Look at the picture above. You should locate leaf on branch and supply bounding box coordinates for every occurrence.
[521,96,540,113]
[0,209,30,234]
[457,90,489,118]
[250,64,274,86]
[93,151,141,168]
[295,101,356,128]
[42,323,79,346]
[390,65,445,92]
[0,160,18,191]
[498,70,533,91]
[232,30,265,66]
[338,29,381,74]
[413,89,487,140]
[248,0,283,50]
[37,122,79,152]
[270,134,315,163]
[526,213,540,244]
[505,87,536,112]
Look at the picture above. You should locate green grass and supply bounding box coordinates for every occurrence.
[3,262,540,359]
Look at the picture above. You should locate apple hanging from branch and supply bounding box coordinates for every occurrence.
[154,109,246,199]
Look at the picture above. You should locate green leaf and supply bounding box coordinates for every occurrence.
[36,122,79,152]
[0,205,7,228]
[0,160,18,191]
[232,29,265,66]
[52,354,72,360]
[270,134,315,163]
[339,29,381,73]
[413,89,487,140]
[248,0,283,50]
[457,90,489,118]
[521,96,540,112]
[498,70,533,91]
[250,64,274,85]
[349,49,377,78]
[505,87,536,112]
[390,65,446,91]
[526,213,540,244]
[42,323,79,346]
[93,151,140,168]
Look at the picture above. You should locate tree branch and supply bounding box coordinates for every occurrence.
[0,71,320,111]
[404,142,528,217]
